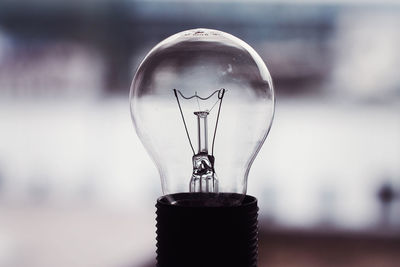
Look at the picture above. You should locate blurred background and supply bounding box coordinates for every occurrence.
[0,0,399,266]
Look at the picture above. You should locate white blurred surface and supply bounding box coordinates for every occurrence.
[0,98,399,229]
[0,204,155,267]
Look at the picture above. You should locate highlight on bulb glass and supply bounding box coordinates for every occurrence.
[129,28,274,266]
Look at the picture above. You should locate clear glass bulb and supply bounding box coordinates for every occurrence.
[130,28,274,205]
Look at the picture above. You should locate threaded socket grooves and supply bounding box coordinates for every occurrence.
[156,193,258,267]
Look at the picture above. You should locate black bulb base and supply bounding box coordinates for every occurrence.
[156,193,258,267]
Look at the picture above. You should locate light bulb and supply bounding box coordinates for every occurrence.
[130,28,274,206]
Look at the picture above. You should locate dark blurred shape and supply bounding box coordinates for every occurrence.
[378,183,396,205]
[378,182,398,228]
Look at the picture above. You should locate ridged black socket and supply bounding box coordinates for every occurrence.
[156,193,258,267]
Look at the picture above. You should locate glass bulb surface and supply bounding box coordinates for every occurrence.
[130,28,274,206]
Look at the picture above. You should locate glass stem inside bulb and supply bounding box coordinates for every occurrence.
[190,111,218,193]
[196,111,209,153]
